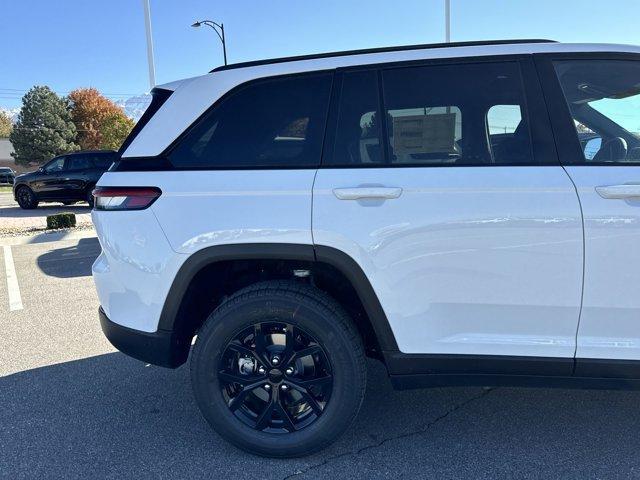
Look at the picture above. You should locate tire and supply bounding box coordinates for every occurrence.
[191,280,367,457]
[86,188,95,208]
[15,186,38,209]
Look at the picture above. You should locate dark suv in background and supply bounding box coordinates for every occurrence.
[0,167,15,185]
[13,150,118,209]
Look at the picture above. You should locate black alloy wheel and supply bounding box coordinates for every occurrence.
[16,186,38,209]
[218,322,333,433]
[190,281,367,457]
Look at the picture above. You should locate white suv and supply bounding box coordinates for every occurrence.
[93,39,640,457]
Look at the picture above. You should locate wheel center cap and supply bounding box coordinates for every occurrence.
[268,368,283,383]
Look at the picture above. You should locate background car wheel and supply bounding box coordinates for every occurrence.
[86,189,95,208]
[190,280,367,458]
[16,186,38,209]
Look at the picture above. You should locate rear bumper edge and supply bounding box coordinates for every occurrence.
[99,307,188,368]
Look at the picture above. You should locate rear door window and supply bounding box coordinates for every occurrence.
[381,61,535,166]
[92,154,115,169]
[67,156,92,170]
[169,73,333,169]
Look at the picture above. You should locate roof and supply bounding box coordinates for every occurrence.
[210,39,557,73]
[68,150,117,156]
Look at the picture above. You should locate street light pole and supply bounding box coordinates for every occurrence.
[142,0,156,88]
[445,0,451,43]
[191,20,227,65]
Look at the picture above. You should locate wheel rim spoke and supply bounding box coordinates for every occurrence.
[298,390,323,415]
[226,341,254,358]
[274,398,296,432]
[286,382,324,414]
[227,380,264,411]
[255,396,276,430]
[290,375,332,390]
[218,370,265,385]
[279,323,295,365]
[253,323,271,364]
[288,344,322,365]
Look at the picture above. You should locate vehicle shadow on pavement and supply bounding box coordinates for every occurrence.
[0,203,91,219]
[36,237,101,278]
[3,355,640,479]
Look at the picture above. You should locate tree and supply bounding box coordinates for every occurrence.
[0,110,12,138]
[9,86,78,165]
[101,111,135,150]
[68,88,134,150]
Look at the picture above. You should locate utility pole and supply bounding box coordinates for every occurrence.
[445,0,451,43]
[142,0,156,89]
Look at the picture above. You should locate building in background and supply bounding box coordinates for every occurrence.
[0,139,28,173]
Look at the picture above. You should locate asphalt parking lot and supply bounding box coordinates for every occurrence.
[3,233,640,479]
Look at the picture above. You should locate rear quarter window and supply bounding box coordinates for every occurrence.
[168,73,333,169]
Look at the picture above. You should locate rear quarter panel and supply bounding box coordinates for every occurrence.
[138,170,316,254]
[92,169,315,332]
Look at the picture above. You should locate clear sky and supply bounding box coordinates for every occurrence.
[1,0,639,110]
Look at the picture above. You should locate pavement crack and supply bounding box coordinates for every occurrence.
[282,387,495,479]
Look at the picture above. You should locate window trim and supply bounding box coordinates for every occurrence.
[43,156,66,173]
[534,52,640,167]
[321,54,559,169]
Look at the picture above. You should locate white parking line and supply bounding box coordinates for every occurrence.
[3,245,23,311]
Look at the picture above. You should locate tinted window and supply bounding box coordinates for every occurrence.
[92,154,115,169]
[329,70,383,165]
[169,73,332,169]
[488,105,522,134]
[44,157,65,173]
[553,60,640,163]
[486,104,529,164]
[67,156,92,170]
[382,62,534,165]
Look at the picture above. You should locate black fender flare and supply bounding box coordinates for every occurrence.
[157,242,399,352]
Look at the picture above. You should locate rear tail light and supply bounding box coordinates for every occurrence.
[93,187,162,211]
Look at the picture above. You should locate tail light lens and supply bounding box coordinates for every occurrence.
[93,187,162,211]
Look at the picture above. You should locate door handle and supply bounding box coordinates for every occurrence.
[595,184,640,199]
[333,187,403,200]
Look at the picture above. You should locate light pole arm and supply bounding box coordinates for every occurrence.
[199,20,227,65]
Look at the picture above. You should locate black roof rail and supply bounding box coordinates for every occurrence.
[210,39,557,73]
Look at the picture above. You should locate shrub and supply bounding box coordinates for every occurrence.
[46,212,76,230]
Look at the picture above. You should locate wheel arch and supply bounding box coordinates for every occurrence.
[158,243,399,366]
[13,182,32,198]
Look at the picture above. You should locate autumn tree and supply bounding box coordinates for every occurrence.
[101,112,135,150]
[10,86,78,165]
[0,110,12,138]
[68,88,134,150]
